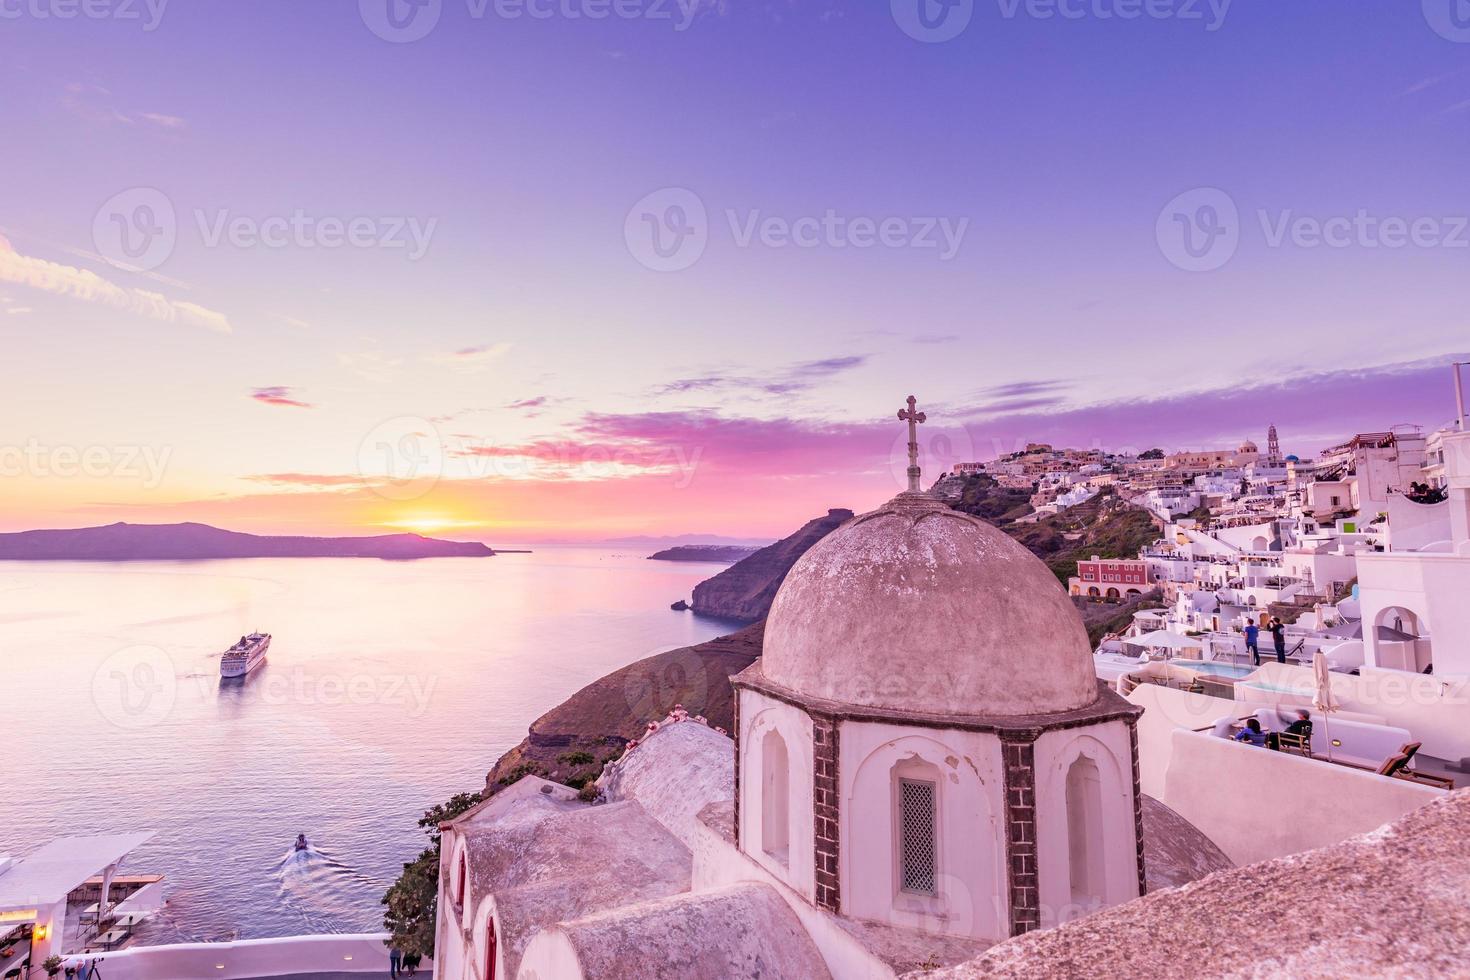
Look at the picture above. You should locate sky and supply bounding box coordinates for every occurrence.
[2,0,1469,543]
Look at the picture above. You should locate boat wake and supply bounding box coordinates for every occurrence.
[272,844,383,934]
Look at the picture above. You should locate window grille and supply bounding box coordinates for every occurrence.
[898,779,937,895]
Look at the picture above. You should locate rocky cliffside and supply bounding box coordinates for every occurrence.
[691,509,853,622]
[484,624,763,795]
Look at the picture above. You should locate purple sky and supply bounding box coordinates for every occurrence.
[2,1,1469,539]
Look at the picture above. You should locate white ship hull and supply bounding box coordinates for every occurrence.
[221,633,271,678]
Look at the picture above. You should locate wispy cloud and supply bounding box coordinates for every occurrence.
[338,350,403,383]
[658,354,867,398]
[508,396,549,411]
[1401,70,1466,97]
[250,386,314,409]
[0,234,231,333]
[913,333,959,345]
[425,343,512,373]
[243,473,365,488]
[61,83,187,131]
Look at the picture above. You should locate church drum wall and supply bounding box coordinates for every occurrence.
[738,688,818,902]
[837,720,1007,941]
[1031,720,1142,927]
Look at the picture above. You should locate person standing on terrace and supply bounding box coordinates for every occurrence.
[1245,620,1261,665]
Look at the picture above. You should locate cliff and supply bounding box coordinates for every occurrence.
[691,509,853,622]
[0,522,494,560]
[484,624,763,794]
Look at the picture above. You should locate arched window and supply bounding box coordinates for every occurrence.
[761,729,790,866]
[484,917,498,980]
[1065,755,1106,911]
[454,850,467,907]
[897,777,937,896]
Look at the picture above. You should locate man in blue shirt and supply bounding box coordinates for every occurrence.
[1244,621,1261,665]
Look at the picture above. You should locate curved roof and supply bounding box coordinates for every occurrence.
[457,794,691,977]
[523,882,833,980]
[1141,795,1233,892]
[761,492,1098,716]
[599,718,735,850]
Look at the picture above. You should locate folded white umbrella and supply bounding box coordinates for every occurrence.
[1313,650,1341,762]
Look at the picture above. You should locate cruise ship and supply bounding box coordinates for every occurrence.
[220,632,270,678]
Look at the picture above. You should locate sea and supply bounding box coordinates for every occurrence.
[0,549,733,944]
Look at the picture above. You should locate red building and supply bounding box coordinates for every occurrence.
[1069,557,1150,598]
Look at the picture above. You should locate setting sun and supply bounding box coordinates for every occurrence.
[382,515,474,534]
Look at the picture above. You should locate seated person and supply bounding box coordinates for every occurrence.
[1284,709,1313,739]
[1233,717,1268,747]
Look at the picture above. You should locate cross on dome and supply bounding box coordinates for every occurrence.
[897,395,927,493]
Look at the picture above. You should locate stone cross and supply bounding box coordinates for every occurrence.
[897,395,927,493]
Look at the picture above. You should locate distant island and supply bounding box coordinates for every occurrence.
[647,544,762,563]
[0,522,495,561]
[599,533,773,549]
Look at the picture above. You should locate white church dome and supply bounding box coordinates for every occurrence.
[761,491,1098,717]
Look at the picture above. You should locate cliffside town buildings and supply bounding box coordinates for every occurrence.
[429,387,1470,979]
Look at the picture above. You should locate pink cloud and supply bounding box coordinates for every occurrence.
[250,386,314,409]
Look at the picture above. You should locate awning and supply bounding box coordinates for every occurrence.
[0,833,154,911]
[1125,630,1205,651]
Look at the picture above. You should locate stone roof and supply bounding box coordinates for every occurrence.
[598,710,735,850]
[457,792,692,977]
[1142,794,1234,892]
[761,491,1098,716]
[523,882,834,979]
[908,790,1470,979]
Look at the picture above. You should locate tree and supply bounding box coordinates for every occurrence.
[1139,448,1165,460]
[382,790,484,959]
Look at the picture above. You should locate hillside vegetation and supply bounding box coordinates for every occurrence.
[950,477,1161,584]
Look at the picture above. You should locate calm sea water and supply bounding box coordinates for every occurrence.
[0,550,731,944]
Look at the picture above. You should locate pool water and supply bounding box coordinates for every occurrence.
[1171,660,1257,679]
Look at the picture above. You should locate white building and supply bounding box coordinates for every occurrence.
[1303,429,1427,521]
[1356,429,1470,680]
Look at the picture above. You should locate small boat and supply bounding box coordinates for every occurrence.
[294,834,309,852]
[220,632,270,678]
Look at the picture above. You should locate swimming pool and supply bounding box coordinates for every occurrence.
[1170,660,1257,679]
